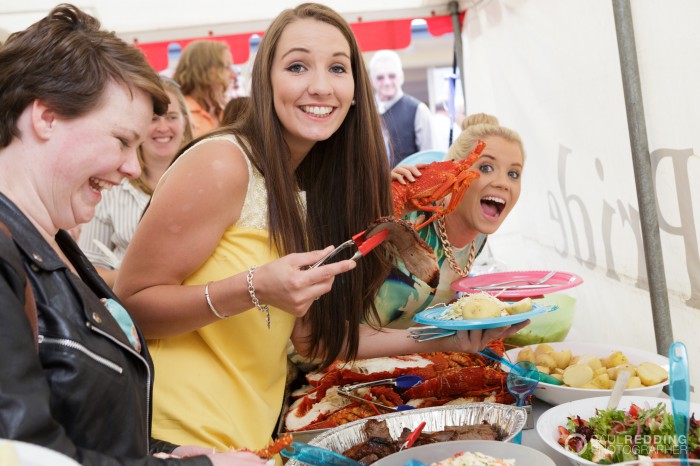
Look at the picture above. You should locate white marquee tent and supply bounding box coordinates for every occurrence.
[2,0,699,397]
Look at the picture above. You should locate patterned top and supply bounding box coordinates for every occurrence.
[149,134,300,454]
[77,179,149,268]
[372,210,486,329]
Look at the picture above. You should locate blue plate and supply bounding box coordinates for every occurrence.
[413,303,551,330]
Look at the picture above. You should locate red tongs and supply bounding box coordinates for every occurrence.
[399,421,427,451]
[310,229,389,269]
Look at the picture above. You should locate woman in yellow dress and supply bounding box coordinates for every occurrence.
[115,3,527,456]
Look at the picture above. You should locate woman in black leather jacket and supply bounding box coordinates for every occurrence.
[0,5,268,466]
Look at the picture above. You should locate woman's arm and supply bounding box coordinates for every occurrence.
[115,140,356,339]
[290,317,529,361]
[354,321,530,358]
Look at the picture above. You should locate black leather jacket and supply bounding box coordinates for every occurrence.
[0,194,211,466]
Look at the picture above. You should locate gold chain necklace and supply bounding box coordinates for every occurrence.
[435,216,476,278]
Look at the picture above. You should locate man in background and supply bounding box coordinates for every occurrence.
[369,49,436,167]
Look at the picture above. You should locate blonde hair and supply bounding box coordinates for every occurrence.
[173,40,230,118]
[131,77,193,196]
[446,112,525,162]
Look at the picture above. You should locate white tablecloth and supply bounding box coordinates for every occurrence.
[522,398,572,466]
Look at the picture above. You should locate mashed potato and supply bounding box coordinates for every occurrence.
[431,451,515,466]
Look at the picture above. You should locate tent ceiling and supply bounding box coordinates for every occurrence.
[1,0,468,43]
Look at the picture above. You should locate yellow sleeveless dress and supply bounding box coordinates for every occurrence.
[149,135,297,453]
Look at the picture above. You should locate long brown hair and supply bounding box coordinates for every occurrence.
[199,3,392,366]
[173,40,230,121]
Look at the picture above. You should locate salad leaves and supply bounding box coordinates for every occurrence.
[557,402,699,464]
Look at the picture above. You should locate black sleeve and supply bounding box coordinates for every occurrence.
[0,234,212,466]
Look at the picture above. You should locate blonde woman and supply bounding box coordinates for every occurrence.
[173,40,236,137]
[78,77,193,287]
[374,113,526,328]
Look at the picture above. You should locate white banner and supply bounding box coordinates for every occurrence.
[463,0,700,397]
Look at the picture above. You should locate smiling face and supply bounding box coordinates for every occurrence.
[270,18,354,162]
[140,90,187,163]
[453,135,524,236]
[48,81,152,228]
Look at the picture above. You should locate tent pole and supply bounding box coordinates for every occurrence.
[612,0,673,355]
[448,1,467,113]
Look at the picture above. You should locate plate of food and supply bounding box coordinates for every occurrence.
[536,396,700,465]
[373,439,555,466]
[504,342,670,405]
[413,293,554,330]
[284,403,528,466]
[0,440,80,466]
[451,270,584,300]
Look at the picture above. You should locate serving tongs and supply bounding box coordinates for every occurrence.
[310,229,390,269]
[337,375,423,412]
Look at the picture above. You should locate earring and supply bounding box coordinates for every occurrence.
[351,99,356,106]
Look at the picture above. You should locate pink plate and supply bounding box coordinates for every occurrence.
[451,270,583,299]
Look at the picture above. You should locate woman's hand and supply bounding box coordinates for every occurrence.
[208,450,273,466]
[449,320,531,353]
[169,446,274,465]
[252,246,356,318]
[390,163,429,184]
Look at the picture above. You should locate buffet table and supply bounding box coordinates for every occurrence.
[522,398,571,466]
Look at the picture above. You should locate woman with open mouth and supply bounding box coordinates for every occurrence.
[372,113,526,330]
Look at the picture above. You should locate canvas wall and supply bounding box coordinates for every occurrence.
[462,0,700,397]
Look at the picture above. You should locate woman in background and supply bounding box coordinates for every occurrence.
[374,113,526,328]
[173,40,236,137]
[220,96,250,126]
[78,77,193,287]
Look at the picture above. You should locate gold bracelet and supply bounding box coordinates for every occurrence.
[204,281,227,319]
[246,265,270,329]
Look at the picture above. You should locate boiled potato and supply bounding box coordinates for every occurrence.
[456,294,504,319]
[591,373,612,389]
[517,347,535,363]
[601,351,630,369]
[513,344,664,390]
[535,353,558,371]
[576,354,603,371]
[549,373,564,382]
[636,362,669,386]
[552,349,572,369]
[563,364,594,387]
[607,364,636,380]
[505,298,533,315]
[534,343,555,357]
[626,376,643,388]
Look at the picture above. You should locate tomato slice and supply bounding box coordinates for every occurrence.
[558,426,570,446]
[629,403,641,418]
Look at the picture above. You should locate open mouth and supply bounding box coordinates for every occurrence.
[89,177,114,194]
[153,136,173,143]
[301,105,333,117]
[480,196,505,218]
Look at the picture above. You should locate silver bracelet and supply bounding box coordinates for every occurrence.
[246,265,271,329]
[204,281,227,319]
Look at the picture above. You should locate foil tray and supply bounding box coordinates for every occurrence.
[285,403,526,466]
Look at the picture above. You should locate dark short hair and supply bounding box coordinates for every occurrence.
[0,3,169,148]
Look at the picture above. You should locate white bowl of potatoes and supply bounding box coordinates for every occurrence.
[504,341,669,406]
